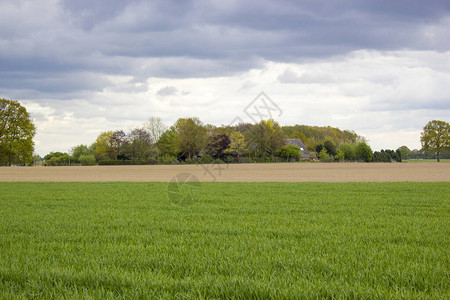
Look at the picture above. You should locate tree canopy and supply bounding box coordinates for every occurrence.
[0,99,36,166]
[225,132,246,160]
[173,117,207,160]
[93,131,115,160]
[283,125,363,151]
[420,120,450,162]
[246,120,285,158]
[277,144,302,161]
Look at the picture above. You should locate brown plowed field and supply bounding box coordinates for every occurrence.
[1,162,449,182]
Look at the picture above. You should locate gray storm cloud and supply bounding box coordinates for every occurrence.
[1,0,450,96]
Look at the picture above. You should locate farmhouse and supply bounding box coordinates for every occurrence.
[285,139,310,159]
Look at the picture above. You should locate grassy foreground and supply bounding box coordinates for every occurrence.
[0,182,449,299]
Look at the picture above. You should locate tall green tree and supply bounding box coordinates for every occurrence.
[94,131,114,160]
[323,140,337,156]
[157,129,180,158]
[125,128,157,162]
[338,143,356,161]
[420,120,450,162]
[246,120,285,158]
[0,99,36,166]
[225,132,246,161]
[397,146,411,160]
[71,144,93,162]
[173,117,207,160]
[355,142,373,162]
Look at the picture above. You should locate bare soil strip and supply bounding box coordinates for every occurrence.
[1,162,449,182]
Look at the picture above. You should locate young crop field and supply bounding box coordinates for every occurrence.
[0,182,449,298]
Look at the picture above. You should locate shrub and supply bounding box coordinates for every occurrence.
[145,158,159,165]
[315,144,324,153]
[79,155,96,166]
[373,149,403,163]
[44,152,71,166]
[224,155,235,164]
[185,158,195,164]
[199,154,215,164]
[98,159,119,165]
[159,155,178,164]
[252,157,264,163]
[397,146,410,160]
[373,151,391,162]
[46,156,61,166]
[98,160,148,165]
[338,143,356,161]
[264,156,273,163]
[271,156,282,163]
[323,140,337,157]
[276,144,301,161]
[215,158,225,164]
[385,149,401,162]
[355,142,373,162]
[238,157,252,164]
[395,149,403,162]
[318,149,333,162]
[334,150,345,162]
[71,145,93,163]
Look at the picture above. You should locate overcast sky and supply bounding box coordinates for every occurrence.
[1,0,449,155]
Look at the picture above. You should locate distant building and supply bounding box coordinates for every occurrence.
[285,139,310,159]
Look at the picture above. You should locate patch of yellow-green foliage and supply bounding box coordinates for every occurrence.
[0,182,449,298]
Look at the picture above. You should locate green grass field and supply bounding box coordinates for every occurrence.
[1,182,449,298]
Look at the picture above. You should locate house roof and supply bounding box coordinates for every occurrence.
[285,139,310,158]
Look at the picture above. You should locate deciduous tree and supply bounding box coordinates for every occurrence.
[173,117,207,160]
[205,133,231,160]
[323,140,337,157]
[110,130,127,159]
[246,120,285,158]
[44,152,70,166]
[157,129,180,159]
[225,132,246,161]
[71,144,93,162]
[420,120,450,162]
[355,142,373,162]
[0,99,36,166]
[277,144,302,161]
[397,146,411,160]
[338,143,355,161]
[145,117,167,143]
[79,154,96,166]
[125,128,156,162]
[94,131,114,160]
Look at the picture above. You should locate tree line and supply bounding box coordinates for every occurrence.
[43,117,375,166]
[40,118,450,165]
[1,98,449,165]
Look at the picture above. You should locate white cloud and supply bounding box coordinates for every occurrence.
[156,86,178,96]
[278,68,335,84]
